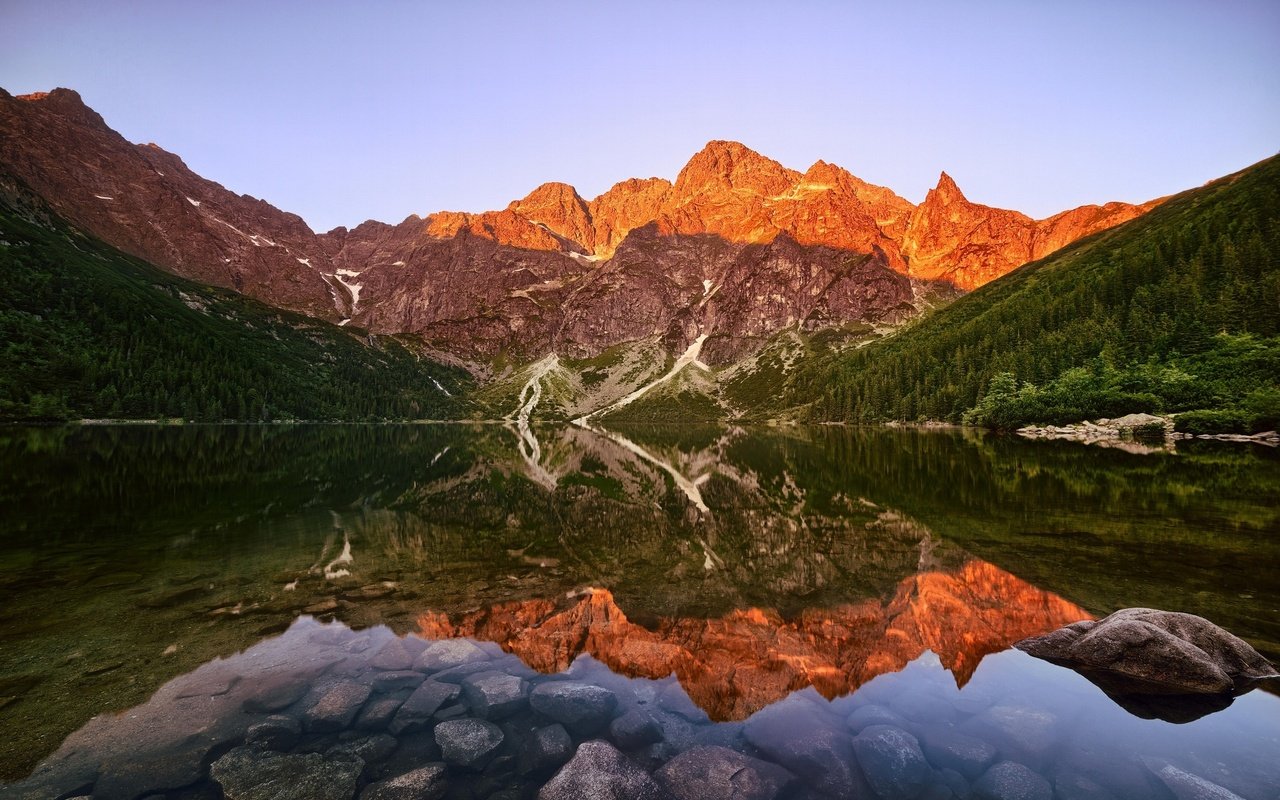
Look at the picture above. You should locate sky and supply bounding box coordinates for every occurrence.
[2,1,1278,233]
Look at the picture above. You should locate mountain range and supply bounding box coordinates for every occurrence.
[3,86,1274,430]
[0,88,1156,366]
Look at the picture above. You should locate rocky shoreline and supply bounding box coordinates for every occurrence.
[1018,413,1279,450]
[5,617,1270,800]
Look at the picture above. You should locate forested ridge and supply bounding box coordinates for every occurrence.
[790,154,1280,430]
[0,199,470,422]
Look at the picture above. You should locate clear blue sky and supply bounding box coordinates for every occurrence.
[2,1,1277,232]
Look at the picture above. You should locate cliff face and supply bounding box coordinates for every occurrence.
[0,89,341,319]
[900,172,1158,290]
[416,559,1092,721]
[0,88,1159,360]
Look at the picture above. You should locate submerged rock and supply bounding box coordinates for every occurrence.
[245,715,302,751]
[530,681,618,734]
[434,718,505,770]
[413,639,489,673]
[743,699,864,797]
[462,670,529,719]
[1016,609,1279,695]
[210,746,363,800]
[304,682,372,732]
[972,761,1052,800]
[655,744,795,800]
[920,727,997,780]
[539,740,673,800]
[389,680,460,735]
[359,763,448,800]
[1144,759,1248,800]
[610,708,665,749]
[520,723,575,773]
[851,725,932,800]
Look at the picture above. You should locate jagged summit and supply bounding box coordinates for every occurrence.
[673,139,801,198]
[931,171,967,204]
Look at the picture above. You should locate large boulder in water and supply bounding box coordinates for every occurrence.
[1016,609,1278,695]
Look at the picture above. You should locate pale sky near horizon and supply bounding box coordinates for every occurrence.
[2,1,1277,233]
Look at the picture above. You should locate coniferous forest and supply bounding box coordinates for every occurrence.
[0,202,470,423]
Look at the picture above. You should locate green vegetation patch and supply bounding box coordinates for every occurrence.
[0,203,471,422]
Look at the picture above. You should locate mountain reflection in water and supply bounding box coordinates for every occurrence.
[416,560,1090,722]
[0,423,1277,797]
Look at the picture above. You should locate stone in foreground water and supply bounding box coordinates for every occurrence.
[434,718,505,770]
[529,681,619,734]
[539,740,673,800]
[210,746,364,800]
[655,744,795,800]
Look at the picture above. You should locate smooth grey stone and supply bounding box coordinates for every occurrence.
[413,639,489,673]
[851,725,932,800]
[961,705,1058,765]
[846,703,910,734]
[304,682,372,732]
[431,660,498,683]
[210,746,364,800]
[655,744,795,800]
[973,761,1053,800]
[743,700,864,797]
[1053,770,1119,800]
[389,680,460,735]
[538,739,673,800]
[370,640,415,672]
[530,681,618,734]
[329,733,398,763]
[434,718,505,770]
[242,677,308,713]
[356,692,410,731]
[359,763,448,800]
[520,723,574,773]
[936,767,971,798]
[245,714,302,751]
[433,702,468,722]
[610,708,664,749]
[462,670,529,720]
[921,728,998,779]
[1145,759,1248,800]
[371,670,425,693]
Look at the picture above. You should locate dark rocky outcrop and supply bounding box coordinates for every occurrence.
[1016,609,1279,697]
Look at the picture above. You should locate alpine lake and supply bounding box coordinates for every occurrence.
[1,423,1277,800]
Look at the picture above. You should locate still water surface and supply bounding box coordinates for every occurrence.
[0,424,1277,799]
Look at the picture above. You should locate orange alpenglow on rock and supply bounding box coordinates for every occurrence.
[416,559,1092,721]
[0,88,1162,358]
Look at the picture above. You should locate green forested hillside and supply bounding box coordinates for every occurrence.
[791,155,1280,429]
[0,201,470,422]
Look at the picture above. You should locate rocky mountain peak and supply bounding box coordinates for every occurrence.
[673,140,801,200]
[15,87,107,129]
[509,181,594,250]
[929,171,968,205]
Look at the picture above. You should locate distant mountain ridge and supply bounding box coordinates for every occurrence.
[0,87,1158,364]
